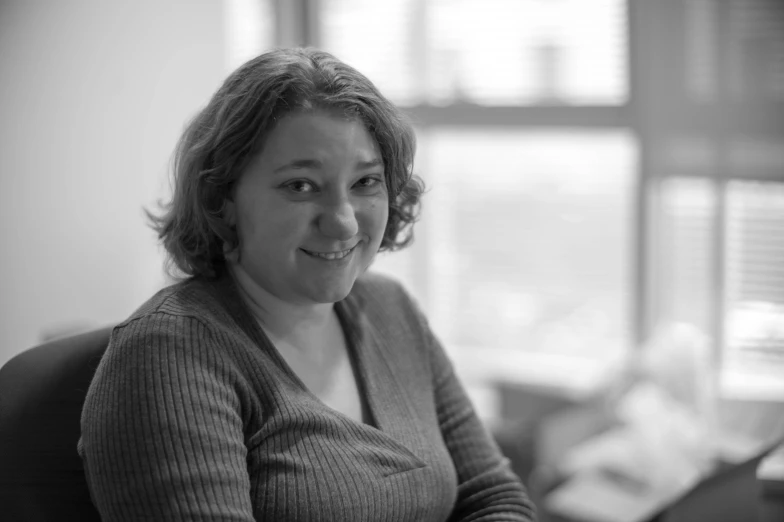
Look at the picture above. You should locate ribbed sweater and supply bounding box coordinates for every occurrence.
[78,270,536,521]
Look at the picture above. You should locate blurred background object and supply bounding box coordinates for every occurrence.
[1,0,783,520]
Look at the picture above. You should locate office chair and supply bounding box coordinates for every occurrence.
[0,327,113,521]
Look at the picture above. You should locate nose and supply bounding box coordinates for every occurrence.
[318,193,359,241]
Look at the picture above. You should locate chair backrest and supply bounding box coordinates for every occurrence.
[0,327,113,521]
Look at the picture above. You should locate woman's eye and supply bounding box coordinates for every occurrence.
[355,176,383,189]
[284,180,315,194]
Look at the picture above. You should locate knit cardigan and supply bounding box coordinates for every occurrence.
[79,270,536,521]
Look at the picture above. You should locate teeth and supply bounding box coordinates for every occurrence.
[306,248,352,260]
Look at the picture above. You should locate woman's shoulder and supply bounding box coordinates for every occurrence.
[100,276,248,366]
[96,276,248,386]
[120,276,232,329]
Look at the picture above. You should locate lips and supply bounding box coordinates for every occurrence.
[301,246,355,260]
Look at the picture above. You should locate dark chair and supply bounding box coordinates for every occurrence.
[0,327,113,521]
[650,441,784,522]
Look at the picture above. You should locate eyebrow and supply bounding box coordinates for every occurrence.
[273,158,383,173]
[357,159,383,169]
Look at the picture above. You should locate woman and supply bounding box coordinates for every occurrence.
[79,47,536,521]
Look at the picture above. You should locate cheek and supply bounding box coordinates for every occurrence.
[375,203,390,248]
[237,197,305,240]
[368,198,389,230]
[355,199,388,243]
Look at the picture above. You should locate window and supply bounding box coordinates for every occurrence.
[650,0,784,400]
[656,177,717,337]
[419,130,634,364]
[320,0,628,106]
[320,0,421,104]
[231,0,784,400]
[319,0,634,388]
[724,180,784,398]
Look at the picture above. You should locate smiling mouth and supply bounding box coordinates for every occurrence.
[301,246,356,260]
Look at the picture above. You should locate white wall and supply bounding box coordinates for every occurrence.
[0,0,226,366]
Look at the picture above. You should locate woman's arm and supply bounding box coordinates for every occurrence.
[79,314,254,521]
[428,333,538,522]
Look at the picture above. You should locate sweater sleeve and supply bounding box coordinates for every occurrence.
[78,314,254,521]
[423,316,537,521]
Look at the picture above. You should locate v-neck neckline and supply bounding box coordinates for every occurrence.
[260,299,380,430]
[210,270,381,431]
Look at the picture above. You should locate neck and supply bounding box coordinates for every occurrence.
[227,262,335,344]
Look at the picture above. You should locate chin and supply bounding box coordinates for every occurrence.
[306,279,357,304]
[311,287,353,304]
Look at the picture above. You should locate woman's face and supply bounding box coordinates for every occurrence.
[226,110,389,305]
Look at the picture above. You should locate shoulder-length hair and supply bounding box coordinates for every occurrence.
[147,47,424,279]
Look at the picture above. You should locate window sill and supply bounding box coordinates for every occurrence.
[720,369,784,402]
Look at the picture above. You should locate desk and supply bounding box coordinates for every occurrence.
[527,398,784,522]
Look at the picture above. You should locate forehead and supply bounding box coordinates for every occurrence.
[260,111,381,163]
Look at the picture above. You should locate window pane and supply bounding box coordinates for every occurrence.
[319,0,628,106]
[656,177,717,334]
[724,180,784,398]
[424,130,635,362]
[427,0,628,105]
[320,0,421,105]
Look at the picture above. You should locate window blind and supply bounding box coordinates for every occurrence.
[725,181,784,375]
[319,0,628,106]
[319,0,421,105]
[426,0,628,105]
[657,177,717,336]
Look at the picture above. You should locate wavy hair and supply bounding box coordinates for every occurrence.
[147,47,424,279]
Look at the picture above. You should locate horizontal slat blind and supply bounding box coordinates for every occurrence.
[319,0,421,105]
[725,181,784,373]
[319,0,628,106]
[658,177,717,335]
[427,0,627,105]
